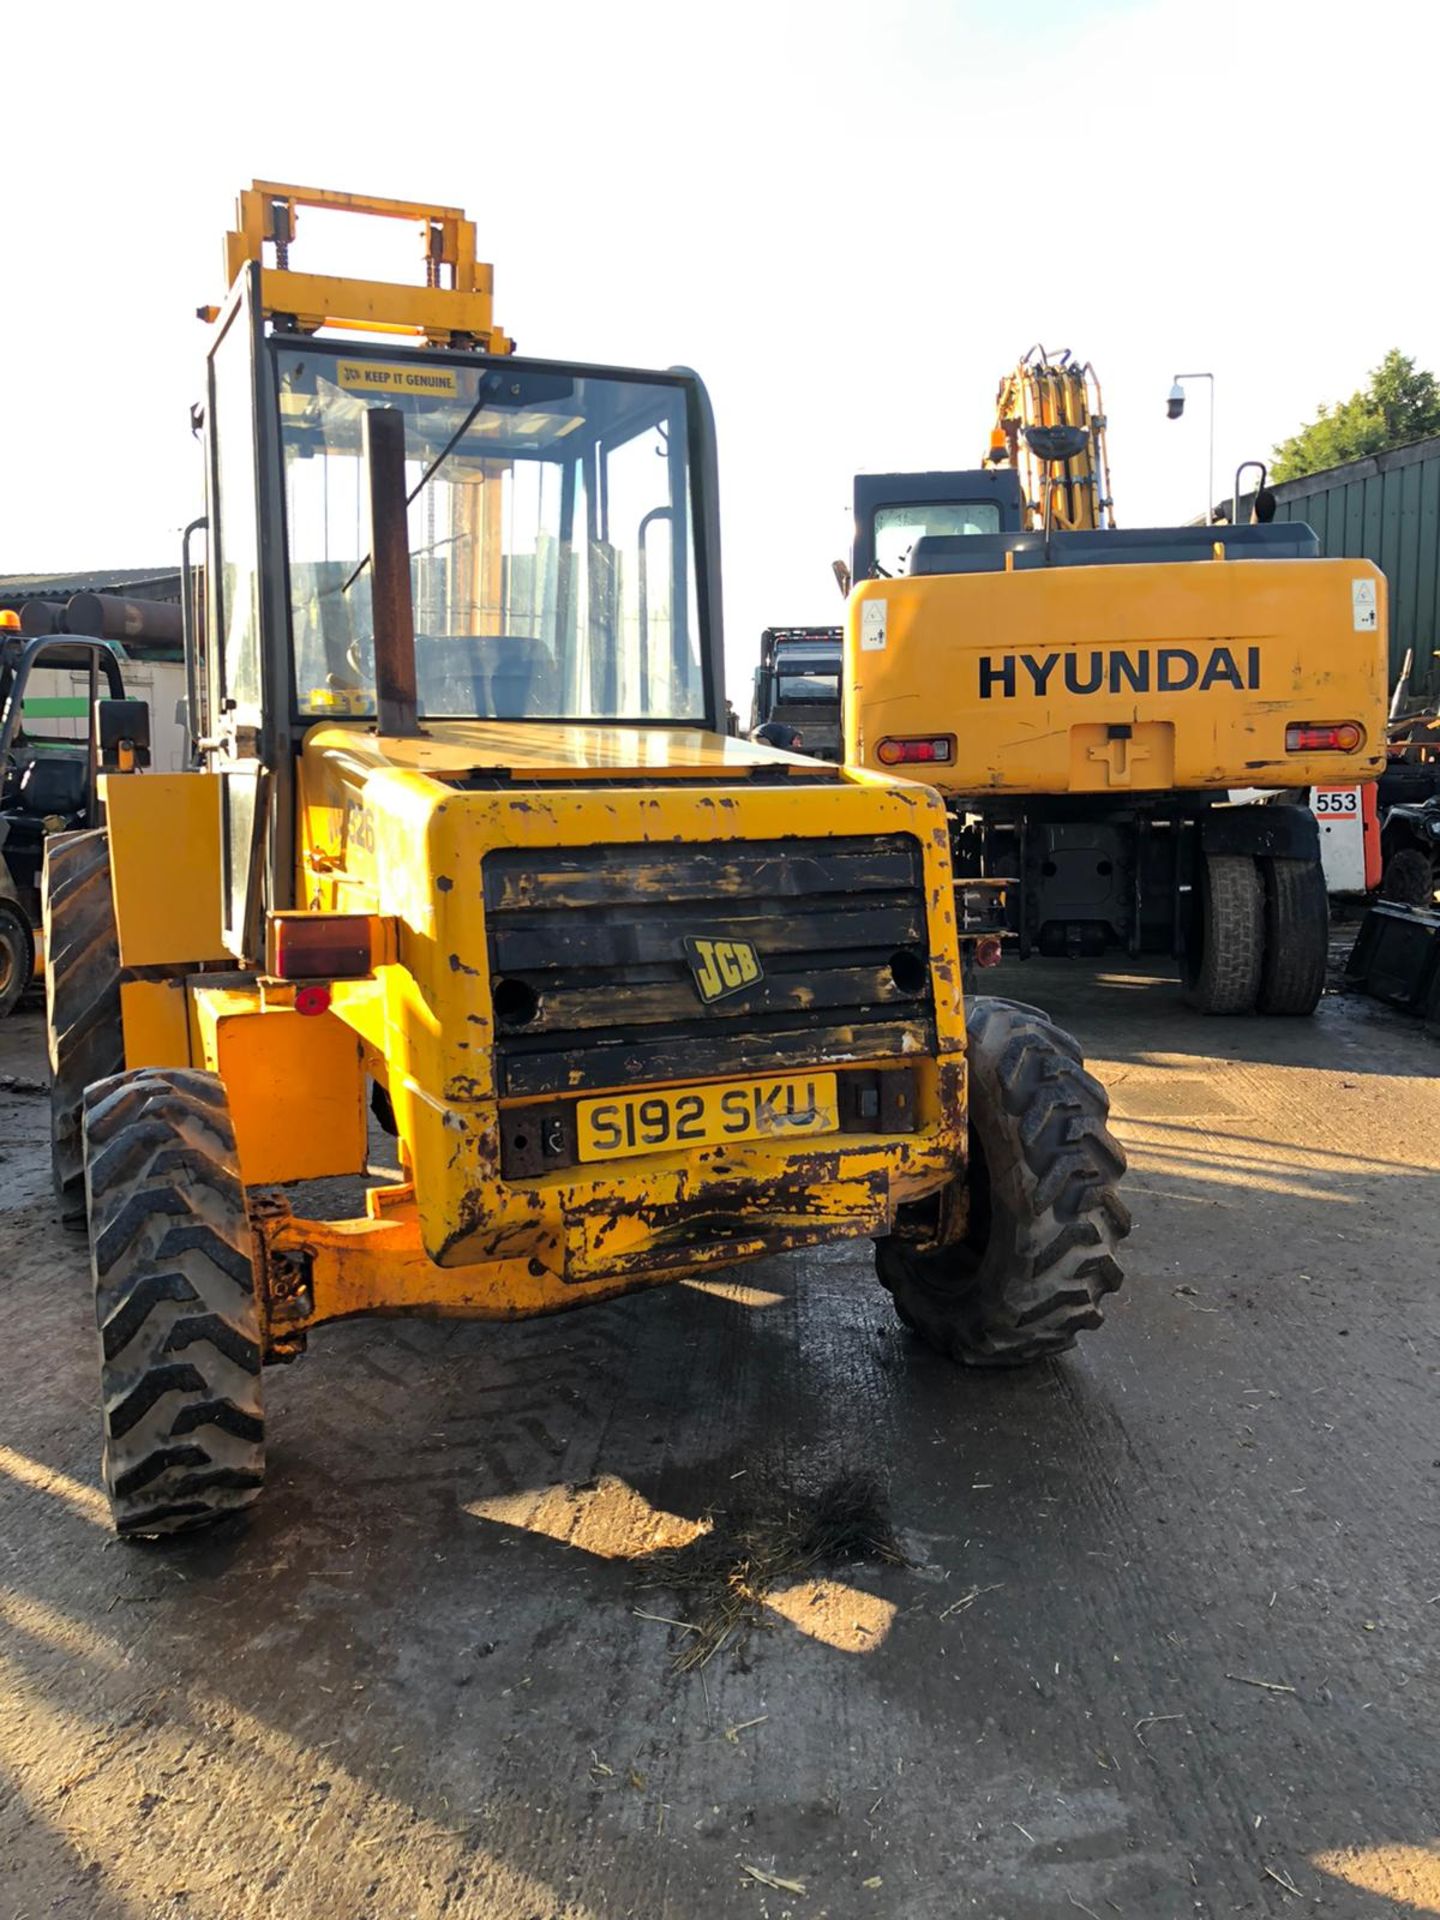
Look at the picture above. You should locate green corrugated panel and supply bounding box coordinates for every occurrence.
[1299,489,1325,545]
[1363,474,1382,564]
[1419,457,1440,688]
[1405,455,1428,683]
[1378,469,1402,608]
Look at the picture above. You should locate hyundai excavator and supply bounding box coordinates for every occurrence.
[843,345,1388,1014]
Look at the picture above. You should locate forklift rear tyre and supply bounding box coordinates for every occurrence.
[1257,856,1329,1015]
[83,1068,264,1539]
[0,900,34,1019]
[876,997,1130,1367]
[1183,853,1263,1014]
[43,831,124,1227]
[1379,847,1435,908]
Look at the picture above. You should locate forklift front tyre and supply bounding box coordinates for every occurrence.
[84,1068,265,1538]
[876,997,1129,1366]
[0,899,34,1019]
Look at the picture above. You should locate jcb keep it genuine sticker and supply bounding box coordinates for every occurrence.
[1352,578,1378,632]
[860,602,887,651]
[337,362,459,399]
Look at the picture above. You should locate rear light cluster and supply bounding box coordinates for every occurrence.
[1286,722,1364,753]
[876,735,956,766]
[270,913,375,980]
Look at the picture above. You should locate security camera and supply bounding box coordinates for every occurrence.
[1166,382,1185,420]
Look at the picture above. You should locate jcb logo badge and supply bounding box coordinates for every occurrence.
[684,936,764,1005]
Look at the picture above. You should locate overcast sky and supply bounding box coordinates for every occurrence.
[3,0,1436,698]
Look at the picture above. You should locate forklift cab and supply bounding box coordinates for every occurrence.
[198,256,725,964]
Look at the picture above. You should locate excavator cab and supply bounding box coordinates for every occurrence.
[851,470,1023,581]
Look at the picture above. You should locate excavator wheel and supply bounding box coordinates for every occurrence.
[1257,856,1329,1015]
[1183,853,1263,1015]
[0,899,34,1019]
[43,831,124,1226]
[83,1068,265,1538]
[876,996,1129,1367]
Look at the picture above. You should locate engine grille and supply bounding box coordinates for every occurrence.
[482,835,935,1097]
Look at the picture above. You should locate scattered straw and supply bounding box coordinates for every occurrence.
[938,1583,1004,1621]
[634,1472,905,1671]
[742,1864,807,1894]
[1263,1865,1303,1898]
[724,1715,769,1744]
[1133,1713,1183,1742]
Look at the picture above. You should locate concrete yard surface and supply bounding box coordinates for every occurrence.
[0,963,1437,1919]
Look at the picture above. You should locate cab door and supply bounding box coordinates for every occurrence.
[202,268,288,961]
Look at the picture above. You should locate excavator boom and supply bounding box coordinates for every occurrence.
[988,345,1114,532]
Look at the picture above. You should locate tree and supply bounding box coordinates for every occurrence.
[1271,350,1440,482]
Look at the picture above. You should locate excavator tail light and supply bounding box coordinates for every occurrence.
[876,735,956,767]
[1286,722,1364,753]
[268,913,378,980]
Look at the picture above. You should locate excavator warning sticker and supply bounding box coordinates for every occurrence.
[336,362,459,399]
[861,602,887,651]
[1352,578,1378,632]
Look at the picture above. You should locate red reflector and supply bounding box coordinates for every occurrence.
[876,735,956,766]
[974,935,1003,969]
[294,983,333,1018]
[270,914,374,979]
[1286,722,1363,753]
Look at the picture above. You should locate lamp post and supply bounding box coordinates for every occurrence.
[1166,372,1215,525]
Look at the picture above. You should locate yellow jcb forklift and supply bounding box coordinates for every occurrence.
[45,194,1129,1537]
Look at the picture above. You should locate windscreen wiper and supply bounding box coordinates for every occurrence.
[341,379,497,595]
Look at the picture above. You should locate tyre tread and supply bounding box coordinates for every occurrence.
[84,1068,264,1538]
[1257,855,1329,1016]
[43,832,124,1224]
[1184,853,1263,1015]
[876,997,1130,1367]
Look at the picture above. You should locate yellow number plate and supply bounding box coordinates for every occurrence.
[576,1071,839,1164]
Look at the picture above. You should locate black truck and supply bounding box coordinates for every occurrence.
[749,626,842,761]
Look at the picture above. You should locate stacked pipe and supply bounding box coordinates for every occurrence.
[18,593,182,646]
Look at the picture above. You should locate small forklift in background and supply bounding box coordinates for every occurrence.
[0,612,144,1016]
